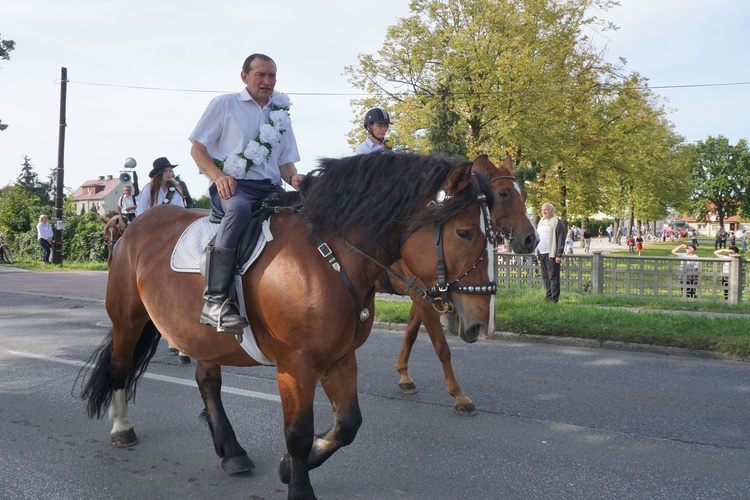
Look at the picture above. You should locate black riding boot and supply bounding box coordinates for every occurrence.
[200,246,249,333]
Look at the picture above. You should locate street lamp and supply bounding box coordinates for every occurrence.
[121,157,140,196]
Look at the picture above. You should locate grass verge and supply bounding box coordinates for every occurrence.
[4,258,108,271]
[375,287,750,359]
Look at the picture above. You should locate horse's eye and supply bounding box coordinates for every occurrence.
[456,229,474,240]
[496,188,509,198]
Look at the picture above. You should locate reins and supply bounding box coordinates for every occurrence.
[299,176,497,325]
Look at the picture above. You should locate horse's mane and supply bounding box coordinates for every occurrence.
[299,153,494,253]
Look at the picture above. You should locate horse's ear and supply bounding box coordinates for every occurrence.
[471,155,494,177]
[501,155,516,174]
[445,163,472,196]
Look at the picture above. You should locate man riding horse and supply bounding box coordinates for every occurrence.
[189,53,304,334]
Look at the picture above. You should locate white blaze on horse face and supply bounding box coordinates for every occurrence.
[479,207,495,336]
[512,180,523,197]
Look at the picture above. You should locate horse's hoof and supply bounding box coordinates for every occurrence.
[278,454,291,485]
[166,347,179,355]
[398,382,418,394]
[454,402,477,417]
[221,453,255,475]
[178,355,191,365]
[111,428,138,447]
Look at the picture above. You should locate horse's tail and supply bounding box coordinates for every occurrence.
[75,321,161,419]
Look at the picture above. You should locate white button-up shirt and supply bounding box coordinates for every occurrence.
[189,88,300,185]
[355,137,385,155]
[118,194,137,215]
[136,186,185,216]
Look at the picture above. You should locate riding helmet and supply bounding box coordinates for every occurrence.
[363,108,391,127]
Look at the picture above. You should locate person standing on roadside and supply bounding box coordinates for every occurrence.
[36,214,54,265]
[535,202,566,303]
[672,242,700,298]
[583,228,591,253]
[714,245,739,300]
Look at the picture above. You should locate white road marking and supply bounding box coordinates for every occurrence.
[6,349,282,402]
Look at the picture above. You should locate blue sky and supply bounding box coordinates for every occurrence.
[1,0,748,197]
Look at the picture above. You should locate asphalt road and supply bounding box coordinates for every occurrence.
[1,268,749,499]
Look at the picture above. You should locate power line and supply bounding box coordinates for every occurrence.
[57,79,750,95]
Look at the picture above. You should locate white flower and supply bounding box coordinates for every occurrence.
[243,141,269,166]
[259,123,282,146]
[222,154,247,177]
[269,92,291,110]
[269,110,291,132]
[214,92,292,176]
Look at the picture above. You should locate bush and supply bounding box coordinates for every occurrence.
[1,209,107,263]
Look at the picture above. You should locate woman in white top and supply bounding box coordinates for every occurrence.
[134,157,190,364]
[36,214,54,264]
[135,157,186,216]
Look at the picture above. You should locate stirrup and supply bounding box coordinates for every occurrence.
[215,299,247,334]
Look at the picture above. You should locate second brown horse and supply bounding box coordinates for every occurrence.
[379,155,538,415]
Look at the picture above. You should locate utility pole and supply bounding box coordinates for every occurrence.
[53,67,67,265]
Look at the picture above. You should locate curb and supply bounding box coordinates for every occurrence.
[372,322,749,363]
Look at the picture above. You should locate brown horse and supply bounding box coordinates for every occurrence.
[379,155,537,415]
[101,211,128,267]
[78,153,498,499]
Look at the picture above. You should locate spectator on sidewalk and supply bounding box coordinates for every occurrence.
[36,214,54,265]
[583,228,591,253]
[714,246,739,300]
[535,202,566,303]
[672,242,699,298]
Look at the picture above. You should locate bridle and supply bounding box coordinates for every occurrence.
[330,176,497,309]
[105,217,126,257]
[488,174,520,244]
[394,184,497,313]
[299,174,497,347]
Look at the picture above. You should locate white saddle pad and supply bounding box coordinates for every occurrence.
[171,216,273,274]
[170,216,276,365]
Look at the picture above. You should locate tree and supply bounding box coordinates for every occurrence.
[689,136,750,228]
[345,0,681,224]
[0,34,16,131]
[16,156,53,206]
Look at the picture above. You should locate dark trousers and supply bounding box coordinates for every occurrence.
[38,238,51,263]
[539,253,561,302]
[210,179,284,249]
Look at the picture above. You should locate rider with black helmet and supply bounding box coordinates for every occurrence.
[355,107,391,154]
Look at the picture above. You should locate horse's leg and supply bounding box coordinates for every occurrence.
[109,389,137,447]
[280,353,362,487]
[195,361,254,474]
[88,322,159,447]
[276,363,320,499]
[395,302,422,394]
[420,302,476,416]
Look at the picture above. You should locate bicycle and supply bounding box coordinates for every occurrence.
[0,235,14,265]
